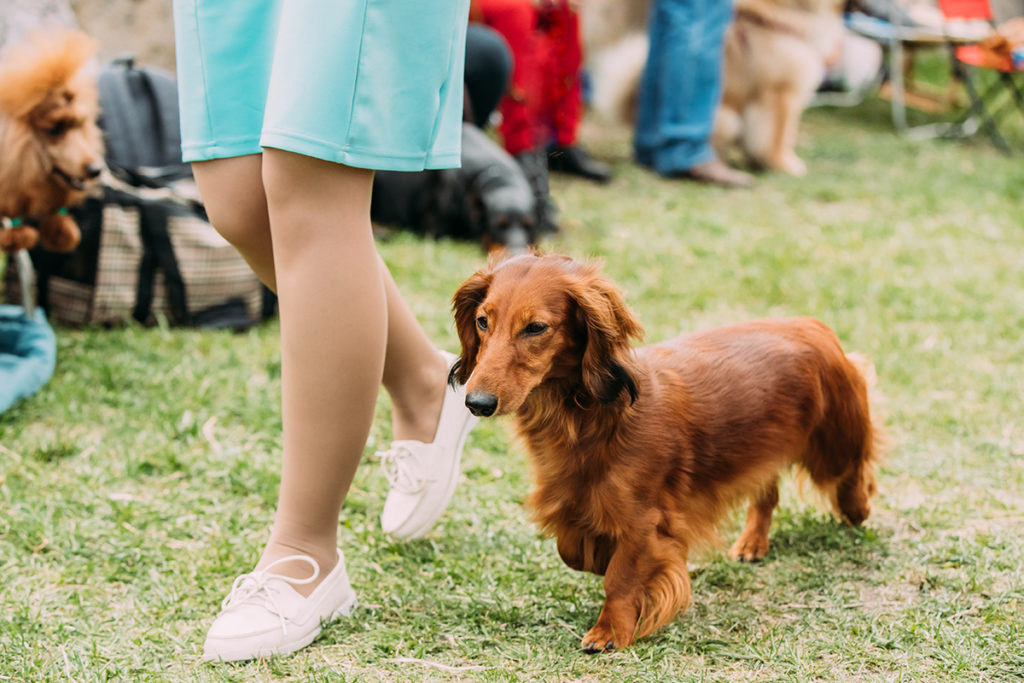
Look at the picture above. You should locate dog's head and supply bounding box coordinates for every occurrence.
[450,252,643,417]
[0,31,104,215]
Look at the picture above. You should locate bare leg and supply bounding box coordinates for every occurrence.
[378,265,448,443]
[192,156,276,291]
[191,157,446,446]
[192,152,452,587]
[252,149,384,588]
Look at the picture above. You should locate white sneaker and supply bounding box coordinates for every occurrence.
[378,351,478,540]
[202,549,357,662]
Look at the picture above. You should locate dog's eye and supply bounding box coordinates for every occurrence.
[476,316,488,331]
[523,322,548,336]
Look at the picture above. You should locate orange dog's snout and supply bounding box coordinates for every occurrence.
[465,390,498,417]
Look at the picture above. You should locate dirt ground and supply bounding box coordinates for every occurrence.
[70,0,175,72]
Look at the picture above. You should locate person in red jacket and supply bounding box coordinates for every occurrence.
[473,0,612,188]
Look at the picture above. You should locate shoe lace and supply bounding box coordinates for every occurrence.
[220,555,321,635]
[378,443,432,495]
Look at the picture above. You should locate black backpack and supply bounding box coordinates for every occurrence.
[97,56,193,186]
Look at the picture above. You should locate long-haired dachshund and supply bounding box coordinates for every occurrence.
[450,253,880,652]
[0,30,104,254]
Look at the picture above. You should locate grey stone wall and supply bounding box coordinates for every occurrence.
[0,0,175,70]
[0,0,77,54]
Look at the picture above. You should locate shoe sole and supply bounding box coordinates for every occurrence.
[203,592,357,662]
[389,410,479,541]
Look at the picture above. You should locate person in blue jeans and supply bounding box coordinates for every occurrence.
[634,0,753,187]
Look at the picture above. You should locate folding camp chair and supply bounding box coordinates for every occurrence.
[938,0,1024,152]
[845,3,989,140]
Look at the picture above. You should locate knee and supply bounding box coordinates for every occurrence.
[203,194,270,252]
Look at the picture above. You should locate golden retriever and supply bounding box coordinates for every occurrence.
[713,0,845,176]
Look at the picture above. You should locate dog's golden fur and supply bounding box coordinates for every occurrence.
[452,253,880,651]
[0,30,103,253]
[713,0,845,176]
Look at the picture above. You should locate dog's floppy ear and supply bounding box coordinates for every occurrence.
[450,267,493,386]
[568,263,643,404]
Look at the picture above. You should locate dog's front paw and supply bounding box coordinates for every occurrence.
[728,532,770,562]
[582,618,636,653]
[581,623,617,653]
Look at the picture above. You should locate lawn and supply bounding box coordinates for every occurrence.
[2,96,1023,682]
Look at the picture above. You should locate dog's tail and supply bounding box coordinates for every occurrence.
[845,351,888,469]
[795,351,886,524]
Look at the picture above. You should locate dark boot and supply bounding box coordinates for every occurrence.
[548,145,613,183]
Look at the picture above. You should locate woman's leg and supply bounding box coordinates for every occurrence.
[256,148,383,583]
[191,156,276,291]
[191,156,447,449]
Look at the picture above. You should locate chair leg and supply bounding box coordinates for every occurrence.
[955,61,1012,153]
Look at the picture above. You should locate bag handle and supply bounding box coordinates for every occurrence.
[133,201,190,325]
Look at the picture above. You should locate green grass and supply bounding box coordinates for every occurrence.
[3,99,1024,682]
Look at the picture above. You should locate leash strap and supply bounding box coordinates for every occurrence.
[15,249,36,314]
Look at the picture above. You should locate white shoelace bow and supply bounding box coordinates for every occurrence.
[220,555,321,635]
[378,442,436,494]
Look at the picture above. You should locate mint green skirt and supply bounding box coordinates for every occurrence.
[173,0,469,170]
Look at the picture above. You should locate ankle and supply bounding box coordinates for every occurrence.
[257,538,338,597]
[389,351,448,443]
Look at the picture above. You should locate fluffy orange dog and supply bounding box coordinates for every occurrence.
[0,31,104,254]
[451,253,880,651]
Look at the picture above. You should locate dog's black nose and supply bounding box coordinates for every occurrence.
[85,163,103,179]
[465,390,498,417]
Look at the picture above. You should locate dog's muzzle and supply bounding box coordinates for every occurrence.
[52,162,103,191]
[465,390,498,417]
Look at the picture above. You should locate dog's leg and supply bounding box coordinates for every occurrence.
[712,105,741,161]
[0,226,40,253]
[728,477,779,562]
[37,213,81,253]
[765,87,807,177]
[556,529,616,575]
[581,533,690,652]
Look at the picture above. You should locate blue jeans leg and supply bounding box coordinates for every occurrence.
[634,0,734,175]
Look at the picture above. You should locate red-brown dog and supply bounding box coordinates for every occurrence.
[451,253,880,651]
[0,30,104,254]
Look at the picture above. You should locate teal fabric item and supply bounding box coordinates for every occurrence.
[0,306,57,414]
[173,0,469,171]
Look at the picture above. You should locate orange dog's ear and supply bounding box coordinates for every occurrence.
[568,264,643,404]
[450,268,493,386]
